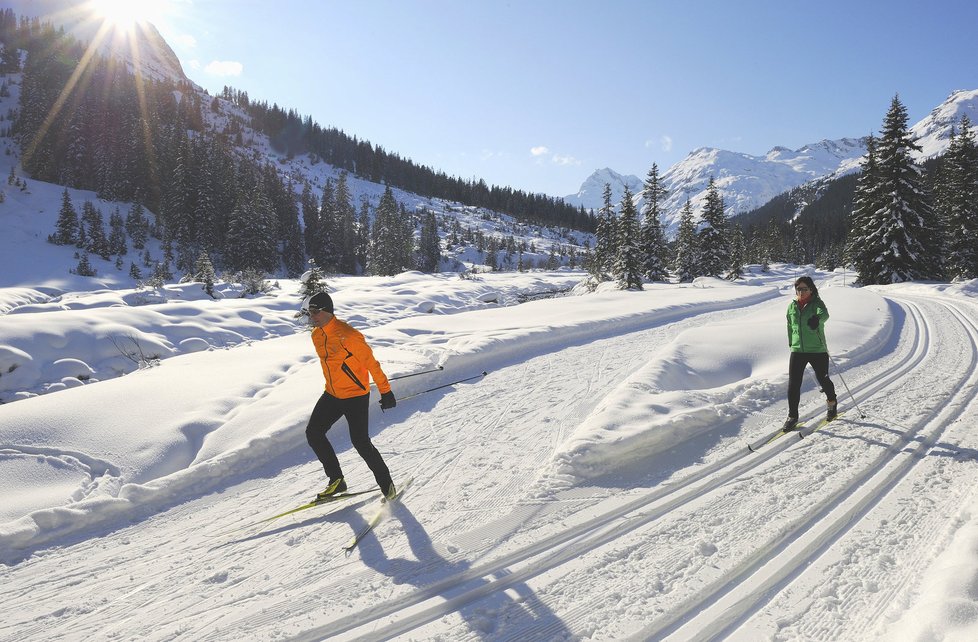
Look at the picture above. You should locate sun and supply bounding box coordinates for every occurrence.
[90,0,155,32]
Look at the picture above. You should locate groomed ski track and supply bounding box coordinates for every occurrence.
[2,292,977,641]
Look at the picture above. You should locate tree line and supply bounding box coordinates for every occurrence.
[735,96,977,285]
[1,9,584,283]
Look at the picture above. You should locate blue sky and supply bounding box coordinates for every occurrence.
[20,0,978,197]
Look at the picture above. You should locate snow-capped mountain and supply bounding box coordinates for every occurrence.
[562,168,644,211]
[911,88,978,160]
[569,89,978,236]
[566,139,868,236]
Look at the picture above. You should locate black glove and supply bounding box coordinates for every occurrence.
[379,390,396,410]
[807,315,819,330]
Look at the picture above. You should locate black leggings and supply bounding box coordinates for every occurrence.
[305,392,392,490]
[787,352,837,418]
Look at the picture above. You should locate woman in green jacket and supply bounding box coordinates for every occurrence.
[784,276,837,431]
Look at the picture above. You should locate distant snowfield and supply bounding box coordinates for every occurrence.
[4,266,978,641]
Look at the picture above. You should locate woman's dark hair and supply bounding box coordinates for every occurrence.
[794,276,818,298]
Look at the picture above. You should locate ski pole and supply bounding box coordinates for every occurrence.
[815,319,866,419]
[398,371,488,402]
[829,354,866,419]
[388,365,444,382]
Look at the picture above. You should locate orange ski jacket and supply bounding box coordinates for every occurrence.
[311,317,391,399]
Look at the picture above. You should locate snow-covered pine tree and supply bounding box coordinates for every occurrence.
[277,177,305,278]
[613,186,643,290]
[108,208,127,257]
[939,115,978,280]
[369,185,402,276]
[51,188,78,245]
[846,134,884,282]
[74,252,96,277]
[726,224,746,280]
[673,198,698,283]
[80,201,110,260]
[193,251,217,297]
[300,181,319,261]
[299,258,328,298]
[317,179,338,271]
[592,183,615,279]
[640,163,669,281]
[333,172,358,274]
[356,198,370,273]
[862,95,941,283]
[697,177,729,277]
[125,202,150,250]
[416,209,441,273]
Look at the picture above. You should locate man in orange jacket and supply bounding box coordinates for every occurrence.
[297,291,397,500]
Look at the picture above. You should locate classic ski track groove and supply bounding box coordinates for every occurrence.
[5,295,966,642]
[641,295,978,641]
[289,298,943,640]
[0,297,744,641]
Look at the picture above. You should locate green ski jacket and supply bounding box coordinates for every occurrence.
[787,296,829,353]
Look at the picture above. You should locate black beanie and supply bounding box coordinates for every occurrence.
[309,291,334,313]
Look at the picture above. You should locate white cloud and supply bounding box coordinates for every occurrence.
[646,135,674,153]
[530,146,580,166]
[204,60,244,77]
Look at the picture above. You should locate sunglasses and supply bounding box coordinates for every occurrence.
[294,305,327,319]
[795,287,810,292]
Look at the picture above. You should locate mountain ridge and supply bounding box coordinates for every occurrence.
[567,89,978,236]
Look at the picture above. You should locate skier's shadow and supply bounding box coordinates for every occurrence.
[350,503,574,640]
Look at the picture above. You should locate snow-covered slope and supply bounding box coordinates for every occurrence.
[911,88,978,159]
[3,0,187,83]
[4,265,978,640]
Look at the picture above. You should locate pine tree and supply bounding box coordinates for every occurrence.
[300,258,328,298]
[51,188,78,245]
[369,185,402,276]
[317,179,338,271]
[640,163,669,281]
[334,173,358,274]
[697,177,729,277]
[727,224,746,280]
[75,252,97,277]
[193,251,218,297]
[613,186,643,290]
[861,95,941,283]
[673,198,698,282]
[108,208,128,256]
[592,183,615,279]
[125,202,150,250]
[300,181,319,260]
[940,115,978,280]
[846,135,884,281]
[416,209,441,272]
[80,201,110,259]
[356,198,370,273]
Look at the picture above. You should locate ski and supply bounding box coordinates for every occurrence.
[798,411,845,439]
[260,489,380,524]
[747,423,805,452]
[342,477,415,552]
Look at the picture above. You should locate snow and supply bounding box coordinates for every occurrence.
[4,254,978,640]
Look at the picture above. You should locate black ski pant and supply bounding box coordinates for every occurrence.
[787,351,837,419]
[305,392,392,491]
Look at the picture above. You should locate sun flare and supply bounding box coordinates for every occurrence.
[90,0,155,32]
